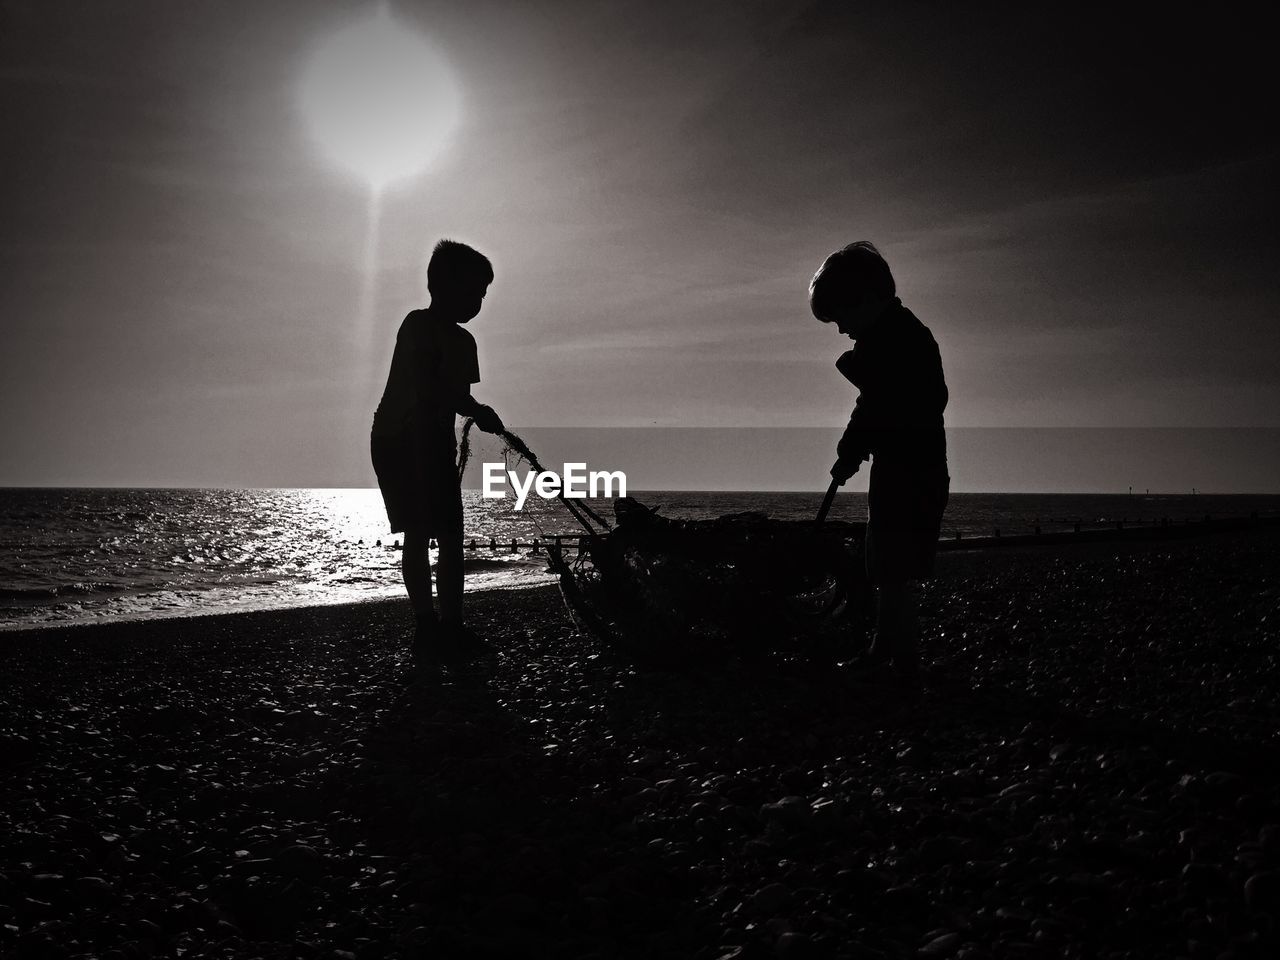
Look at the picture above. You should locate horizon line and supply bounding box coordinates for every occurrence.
[1,484,1275,496]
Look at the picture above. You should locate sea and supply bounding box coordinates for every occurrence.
[3,488,1279,631]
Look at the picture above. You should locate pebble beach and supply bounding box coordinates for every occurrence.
[3,526,1279,959]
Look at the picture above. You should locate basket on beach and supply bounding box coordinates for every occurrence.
[547,497,873,666]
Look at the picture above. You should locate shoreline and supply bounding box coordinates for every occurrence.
[0,579,557,639]
[3,525,1279,957]
[6,514,1276,638]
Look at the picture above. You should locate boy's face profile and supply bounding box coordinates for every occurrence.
[827,302,883,341]
[811,244,895,341]
[431,276,490,324]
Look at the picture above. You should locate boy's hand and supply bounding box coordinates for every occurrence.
[830,457,859,484]
[474,404,504,435]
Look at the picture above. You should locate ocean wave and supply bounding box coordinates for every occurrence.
[463,557,529,572]
[0,585,60,600]
[64,581,130,595]
[0,581,130,600]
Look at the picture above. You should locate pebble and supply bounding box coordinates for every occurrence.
[775,931,812,956]
[761,796,812,829]
[1204,771,1246,804]
[751,883,791,914]
[73,876,118,902]
[1244,870,1280,913]
[918,932,963,957]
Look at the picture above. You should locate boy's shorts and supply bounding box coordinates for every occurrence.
[370,432,463,537]
[865,459,949,584]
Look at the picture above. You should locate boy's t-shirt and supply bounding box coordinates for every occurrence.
[835,298,948,469]
[371,310,480,449]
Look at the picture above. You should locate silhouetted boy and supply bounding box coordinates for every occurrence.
[809,241,949,690]
[371,239,505,663]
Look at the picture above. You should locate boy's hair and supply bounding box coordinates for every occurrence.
[427,239,494,294]
[809,241,896,322]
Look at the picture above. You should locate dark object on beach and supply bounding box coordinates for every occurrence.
[548,496,873,666]
[457,423,871,664]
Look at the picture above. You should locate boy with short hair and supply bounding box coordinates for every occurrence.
[371,239,505,663]
[809,241,949,690]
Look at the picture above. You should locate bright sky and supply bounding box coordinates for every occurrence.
[2,1,1278,487]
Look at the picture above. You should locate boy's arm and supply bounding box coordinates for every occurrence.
[454,389,504,434]
[445,331,503,434]
[837,394,874,464]
[831,394,873,481]
[831,348,874,481]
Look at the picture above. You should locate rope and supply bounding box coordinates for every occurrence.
[456,419,611,536]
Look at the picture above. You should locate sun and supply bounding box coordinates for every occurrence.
[299,5,461,191]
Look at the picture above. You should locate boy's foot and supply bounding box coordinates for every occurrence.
[412,640,450,666]
[412,612,451,664]
[843,642,892,673]
[443,622,495,662]
[413,610,439,639]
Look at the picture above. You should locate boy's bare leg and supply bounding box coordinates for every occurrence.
[875,580,921,683]
[435,531,494,659]
[401,529,433,620]
[435,532,464,626]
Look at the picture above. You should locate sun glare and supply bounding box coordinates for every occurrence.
[299,6,461,190]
